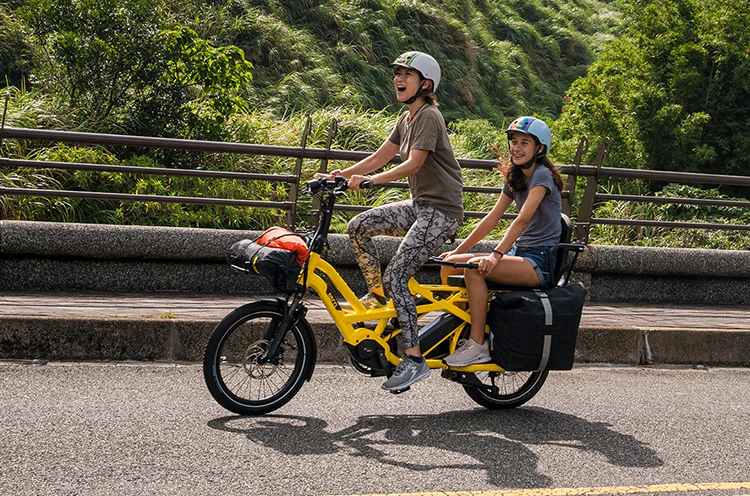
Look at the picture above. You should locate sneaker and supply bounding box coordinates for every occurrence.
[382,356,431,391]
[341,291,387,310]
[443,338,491,367]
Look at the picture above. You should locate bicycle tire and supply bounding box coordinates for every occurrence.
[462,368,549,409]
[455,324,549,409]
[203,300,316,415]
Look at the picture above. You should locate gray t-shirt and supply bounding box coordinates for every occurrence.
[388,105,464,220]
[502,165,562,247]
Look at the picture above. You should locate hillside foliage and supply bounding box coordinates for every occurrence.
[1,0,749,249]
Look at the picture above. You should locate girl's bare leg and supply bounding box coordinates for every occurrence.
[464,256,541,344]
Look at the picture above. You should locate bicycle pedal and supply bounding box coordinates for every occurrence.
[387,386,411,395]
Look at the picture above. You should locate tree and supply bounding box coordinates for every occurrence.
[554,0,750,183]
[128,27,253,141]
[21,0,253,140]
[22,0,167,127]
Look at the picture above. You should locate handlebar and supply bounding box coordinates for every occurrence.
[426,256,479,269]
[305,177,374,195]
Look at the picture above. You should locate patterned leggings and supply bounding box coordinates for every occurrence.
[348,200,461,349]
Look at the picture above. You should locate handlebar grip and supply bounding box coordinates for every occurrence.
[306,178,323,194]
[306,176,373,194]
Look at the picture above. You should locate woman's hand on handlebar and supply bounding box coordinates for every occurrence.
[305,174,373,195]
[347,174,372,191]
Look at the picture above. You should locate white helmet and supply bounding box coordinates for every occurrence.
[390,51,441,92]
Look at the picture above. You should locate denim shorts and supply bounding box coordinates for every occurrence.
[508,244,556,287]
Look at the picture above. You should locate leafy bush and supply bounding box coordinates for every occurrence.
[0,6,34,89]
[19,0,253,142]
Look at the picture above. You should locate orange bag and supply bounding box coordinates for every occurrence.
[255,226,309,265]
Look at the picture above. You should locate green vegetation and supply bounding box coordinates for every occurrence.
[4,0,621,132]
[554,0,750,180]
[588,183,750,249]
[1,0,749,248]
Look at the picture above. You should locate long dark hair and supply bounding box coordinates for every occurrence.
[492,144,563,193]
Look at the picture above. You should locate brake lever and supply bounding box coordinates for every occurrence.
[305,178,324,195]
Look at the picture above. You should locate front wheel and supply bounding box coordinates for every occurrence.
[203,300,316,415]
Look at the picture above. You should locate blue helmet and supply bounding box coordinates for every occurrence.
[505,116,552,157]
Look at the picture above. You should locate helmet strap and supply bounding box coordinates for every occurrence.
[404,80,432,105]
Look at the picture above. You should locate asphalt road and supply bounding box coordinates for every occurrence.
[1,362,749,496]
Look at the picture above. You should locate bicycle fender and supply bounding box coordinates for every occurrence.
[296,314,317,383]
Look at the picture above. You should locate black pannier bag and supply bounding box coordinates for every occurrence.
[488,283,587,371]
[227,239,300,293]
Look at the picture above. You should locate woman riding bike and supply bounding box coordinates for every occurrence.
[317,51,464,392]
[440,116,564,366]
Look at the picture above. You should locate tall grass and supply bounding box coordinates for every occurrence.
[168,0,623,124]
[4,87,749,248]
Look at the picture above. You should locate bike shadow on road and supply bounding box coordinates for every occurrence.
[207,407,662,488]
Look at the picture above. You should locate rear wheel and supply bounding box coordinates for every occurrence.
[463,369,549,409]
[203,301,315,415]
[457,324,549,409]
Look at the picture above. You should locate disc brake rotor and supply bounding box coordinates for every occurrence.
[243,339,281,379]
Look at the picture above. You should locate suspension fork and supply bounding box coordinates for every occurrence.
[263,292,307,362]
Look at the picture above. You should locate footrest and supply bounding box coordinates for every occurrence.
[441,369,498,394]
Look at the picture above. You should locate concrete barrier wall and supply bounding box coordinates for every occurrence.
[2,220,750,305]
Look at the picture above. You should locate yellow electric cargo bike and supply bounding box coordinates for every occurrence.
[203,177,584,415]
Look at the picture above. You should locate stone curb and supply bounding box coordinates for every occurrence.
[2,316,749,367]
[4,220,750,304]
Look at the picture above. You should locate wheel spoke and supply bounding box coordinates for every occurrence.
[467,368,548,409]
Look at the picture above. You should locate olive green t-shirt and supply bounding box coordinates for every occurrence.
[387,105,464,220]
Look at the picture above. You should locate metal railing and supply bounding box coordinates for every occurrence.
[0,116,588,229]
[569,140,750,241]
[2,109,750,242]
